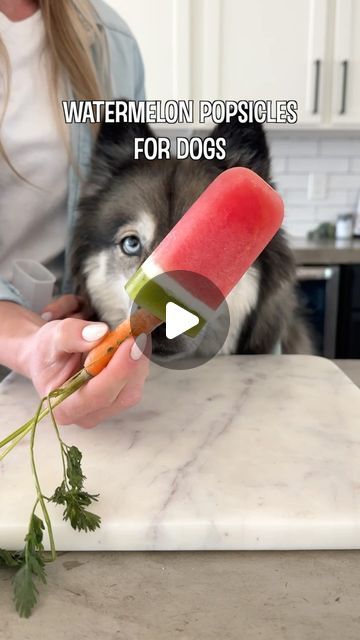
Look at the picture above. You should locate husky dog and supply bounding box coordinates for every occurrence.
[71,116,313,356]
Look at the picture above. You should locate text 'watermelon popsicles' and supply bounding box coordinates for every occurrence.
[125,167,284,335]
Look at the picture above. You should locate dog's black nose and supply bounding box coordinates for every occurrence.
[152,323,166,339]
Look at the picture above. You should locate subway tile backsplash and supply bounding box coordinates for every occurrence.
[158,128,360,238]
[266,132,360,238]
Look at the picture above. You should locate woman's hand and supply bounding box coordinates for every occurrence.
[41,294,93,321]
[21,318,150,429]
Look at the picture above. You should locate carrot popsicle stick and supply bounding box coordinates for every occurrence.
[84,308,162,377]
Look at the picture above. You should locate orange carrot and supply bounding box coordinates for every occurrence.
[84,308,162,377]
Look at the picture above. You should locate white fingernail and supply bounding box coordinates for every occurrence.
[41,311,53,322]
[82,323,108,342]
[130,333,147,361]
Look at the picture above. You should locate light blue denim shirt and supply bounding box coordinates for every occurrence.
[0,0,145,305]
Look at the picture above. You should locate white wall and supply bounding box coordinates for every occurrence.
[104,0,183,102]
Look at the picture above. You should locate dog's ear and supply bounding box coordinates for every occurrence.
[210,116,271,181]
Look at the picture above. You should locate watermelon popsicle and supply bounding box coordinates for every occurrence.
[125,167,284,336]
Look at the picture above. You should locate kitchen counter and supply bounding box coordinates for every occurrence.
[290,236,360,265]
[1,358,360,640]
[335,359,360,388]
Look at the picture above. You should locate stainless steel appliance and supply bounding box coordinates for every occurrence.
[296,265,340,358]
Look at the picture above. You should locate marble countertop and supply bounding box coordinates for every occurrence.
[290,236,360,265]
[1,357,360,639]
[1,355,360,553]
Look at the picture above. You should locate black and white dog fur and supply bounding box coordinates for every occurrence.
[71,116,313,357]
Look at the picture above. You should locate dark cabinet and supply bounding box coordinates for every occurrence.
[336,265,360,358]
[347,312,360,355]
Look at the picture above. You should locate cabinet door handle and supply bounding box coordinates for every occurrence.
[312,59,321,114]
[339,60,349,115]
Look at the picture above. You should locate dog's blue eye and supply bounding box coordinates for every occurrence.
[120,235,142,256]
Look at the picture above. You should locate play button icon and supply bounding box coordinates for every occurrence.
[129,269,230,370]
[165,302,199,339]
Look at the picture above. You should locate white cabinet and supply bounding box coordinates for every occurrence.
[105,0,191,102]
[104,0,360,128]
[194,0,328,125]
[331,0,360,125]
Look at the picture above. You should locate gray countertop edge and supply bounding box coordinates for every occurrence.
[289,237,360,265]
[333,359,360,388]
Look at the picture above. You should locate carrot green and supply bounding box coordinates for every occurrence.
[0,375,100,618]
